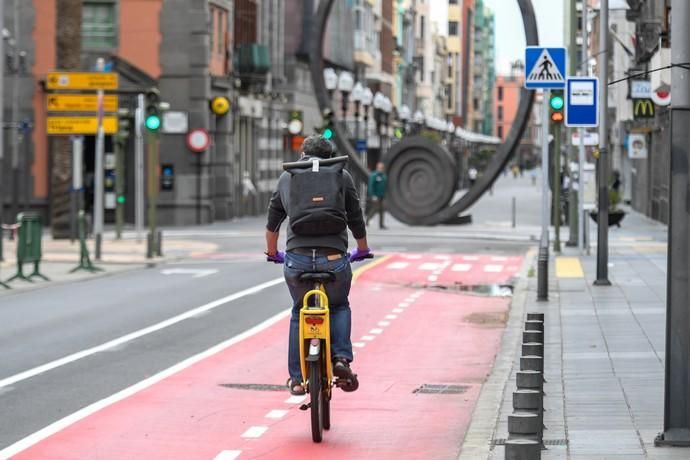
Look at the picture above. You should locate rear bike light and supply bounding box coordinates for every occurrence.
[305,316,324,325]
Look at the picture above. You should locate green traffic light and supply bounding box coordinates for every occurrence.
[322,127,334,140]
[550,95,564,111]
[145,115,161,131]
[117,195,126,204]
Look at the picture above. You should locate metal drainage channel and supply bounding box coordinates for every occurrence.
[412,384,470,395]
[491,438,568,447]
[219,383,287,392]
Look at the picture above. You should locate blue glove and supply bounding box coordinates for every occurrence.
[349,248,372,263]
[266,251,285,264]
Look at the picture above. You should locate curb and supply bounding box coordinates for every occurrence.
[458,247,537,460]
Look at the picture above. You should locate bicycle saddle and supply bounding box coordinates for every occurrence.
[299,272,336,283]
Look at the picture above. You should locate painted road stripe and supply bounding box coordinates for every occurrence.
[484,264,504,273]
[419,262,442,271]
[452,264,472,272]
[285,395,306,404]
[0,307,292,459]
[0,277,285,390]
[392,308,404,313]
[378,321,391,327]
[399,302,410,308]
[265,410,288,419]
[386,262,410,270]
[370,328,384,334]
[361,335,376,341]
[214,450,242,460]
[353,342,366,348]
[428,275,438,282]
[463,255,480,261]
[556,257,585,278]
[241,426,268,438]
[491,256,508,261]
[385,314,398,320]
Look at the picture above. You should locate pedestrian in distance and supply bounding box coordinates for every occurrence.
[366,162,388,230]
[264,135,371,396]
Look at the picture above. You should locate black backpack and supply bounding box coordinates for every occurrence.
[285,156,348,236]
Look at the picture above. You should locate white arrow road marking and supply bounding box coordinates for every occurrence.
[161,268,219,278]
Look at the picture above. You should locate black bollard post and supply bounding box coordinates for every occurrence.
[537,232,549,301]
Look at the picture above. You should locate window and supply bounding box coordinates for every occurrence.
[448,21,459,36]
[82,1,117,50]
[210,4,230,75]
[449,0,458,4]
[498,126,503,138]
[420,15,425,40]
[498,86,503,101]
[497,105,503,121]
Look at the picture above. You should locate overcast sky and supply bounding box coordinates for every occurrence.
[430,0,565,75]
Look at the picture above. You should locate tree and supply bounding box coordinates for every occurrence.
[51,0,82,237]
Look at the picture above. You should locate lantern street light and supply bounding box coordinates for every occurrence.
[323,68,338,99]
[337,70,354,123]
[352,82,364,147]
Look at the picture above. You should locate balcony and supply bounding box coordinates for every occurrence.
[235,43,271,76]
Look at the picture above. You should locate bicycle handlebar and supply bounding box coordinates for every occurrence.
[265,252,375,264]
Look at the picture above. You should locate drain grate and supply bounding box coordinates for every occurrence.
[413,384,469,394]
[490,438,568,446]
[219,383,287,392]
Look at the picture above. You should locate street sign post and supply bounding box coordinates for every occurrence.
[47,94,119,113]
[187,129,210,225]
[46,72,118,90]
[565,77,599,127]
[524,47,567,89]
[47,116,118,135]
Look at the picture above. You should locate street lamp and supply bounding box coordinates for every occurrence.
[323,68,338,99]
[352,82,364,146]
[337,70,354,123]
[399,104,410,135]
[361,87,373,162]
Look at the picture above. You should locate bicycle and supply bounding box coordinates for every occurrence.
[272,252,373,443]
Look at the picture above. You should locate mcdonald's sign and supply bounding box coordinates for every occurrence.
[633,99,655,119]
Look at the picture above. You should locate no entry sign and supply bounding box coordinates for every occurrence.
[186,128,210,153]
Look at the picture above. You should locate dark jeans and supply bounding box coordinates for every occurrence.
[366,197,385,228]
[284,251,353,381]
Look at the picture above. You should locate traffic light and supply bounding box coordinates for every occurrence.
[319,108,335,140]
[145,89,161,132]
[322,127,334,140]
[549,91,564,124]
[116,114,131,145]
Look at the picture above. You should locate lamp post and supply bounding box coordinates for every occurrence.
[446,121,455,144]
[373,92,385,157]
[399,105,411,134]
[352,82,364,149]
[413,110,424,135]
[361,87,373,170]
[337,71,354,133]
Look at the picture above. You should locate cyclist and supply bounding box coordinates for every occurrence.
[265,135,371,395]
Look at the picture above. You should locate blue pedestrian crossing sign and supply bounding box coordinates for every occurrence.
[565,77,599,127]
[524,47,567,89]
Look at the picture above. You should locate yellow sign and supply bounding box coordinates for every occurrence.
[633,99,655,119]
[210,96,230,116]
[47,94,119,113]
[47,116,118,135]
[46,72,119,90]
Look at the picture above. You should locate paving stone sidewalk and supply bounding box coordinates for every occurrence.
[461,207,688,459]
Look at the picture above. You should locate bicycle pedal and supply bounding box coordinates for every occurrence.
[299,403,310,411]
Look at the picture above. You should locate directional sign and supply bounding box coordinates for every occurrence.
[565,77,599,127]
[46,94,119,113]
[47,116,118,135]
[46,72,119,90]
[525,47,566,89]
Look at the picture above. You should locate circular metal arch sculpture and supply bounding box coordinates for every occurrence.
[309,0,539,225]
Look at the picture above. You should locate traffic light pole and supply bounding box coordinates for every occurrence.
[115,137,125,240]
[146,130,159,259]
[578,2,588,253]
[553,122,562,253]
[135,94,145,241]
[656,0,690,446]
[594,0,610,286]
[541,90,550,241]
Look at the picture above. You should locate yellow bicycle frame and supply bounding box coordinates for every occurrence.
[298,286,333,394]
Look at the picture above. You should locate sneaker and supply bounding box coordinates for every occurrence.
[333,358,354,380]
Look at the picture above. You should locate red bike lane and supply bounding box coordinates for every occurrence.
[10,253,522,460]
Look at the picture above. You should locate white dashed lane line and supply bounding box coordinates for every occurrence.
[353,342,366,348]
[451,264,472,272]
[241,426,268,439]
[265,409,288,419]
[385,314,397,320]
[378,321,391,327]
[392,308,404,313]
[214,450,242,460]
[484,264,504,273]
[369,328,384,334]
[386,262,410,270]
[361,335,376,341]
[419,262,443,271]
[285,395,306,404]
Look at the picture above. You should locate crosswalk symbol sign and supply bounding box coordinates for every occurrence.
[524,47,567,89]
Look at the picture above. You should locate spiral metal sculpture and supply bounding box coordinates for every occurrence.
[309,0,539,225]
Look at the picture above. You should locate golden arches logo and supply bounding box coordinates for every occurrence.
[634,99,655,118]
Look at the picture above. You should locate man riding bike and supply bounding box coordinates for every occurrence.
[265,135,371,395]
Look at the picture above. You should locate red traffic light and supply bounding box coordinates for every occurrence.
[551,112,564,123]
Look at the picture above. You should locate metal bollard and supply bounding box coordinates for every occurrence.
[156,230,163,257]
[520,355,544,372]
[505,438,542,460]
[522,342,544,357]
[513,389,543,416]
[516,370,544,391]
[512,196,517,228]
[509,411,542,438]
[537,232,549,301]
[523,330,543,344]
[146,232,154,259]
[525,320,544,332]
[526,312,544,321]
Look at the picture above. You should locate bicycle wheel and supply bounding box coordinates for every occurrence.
[323,385,331,430]
[309,358,323,442]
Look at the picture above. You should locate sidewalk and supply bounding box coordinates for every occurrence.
[0,234,219,295]
[461,207,686,459]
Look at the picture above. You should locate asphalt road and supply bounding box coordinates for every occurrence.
[1,173,537,453]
